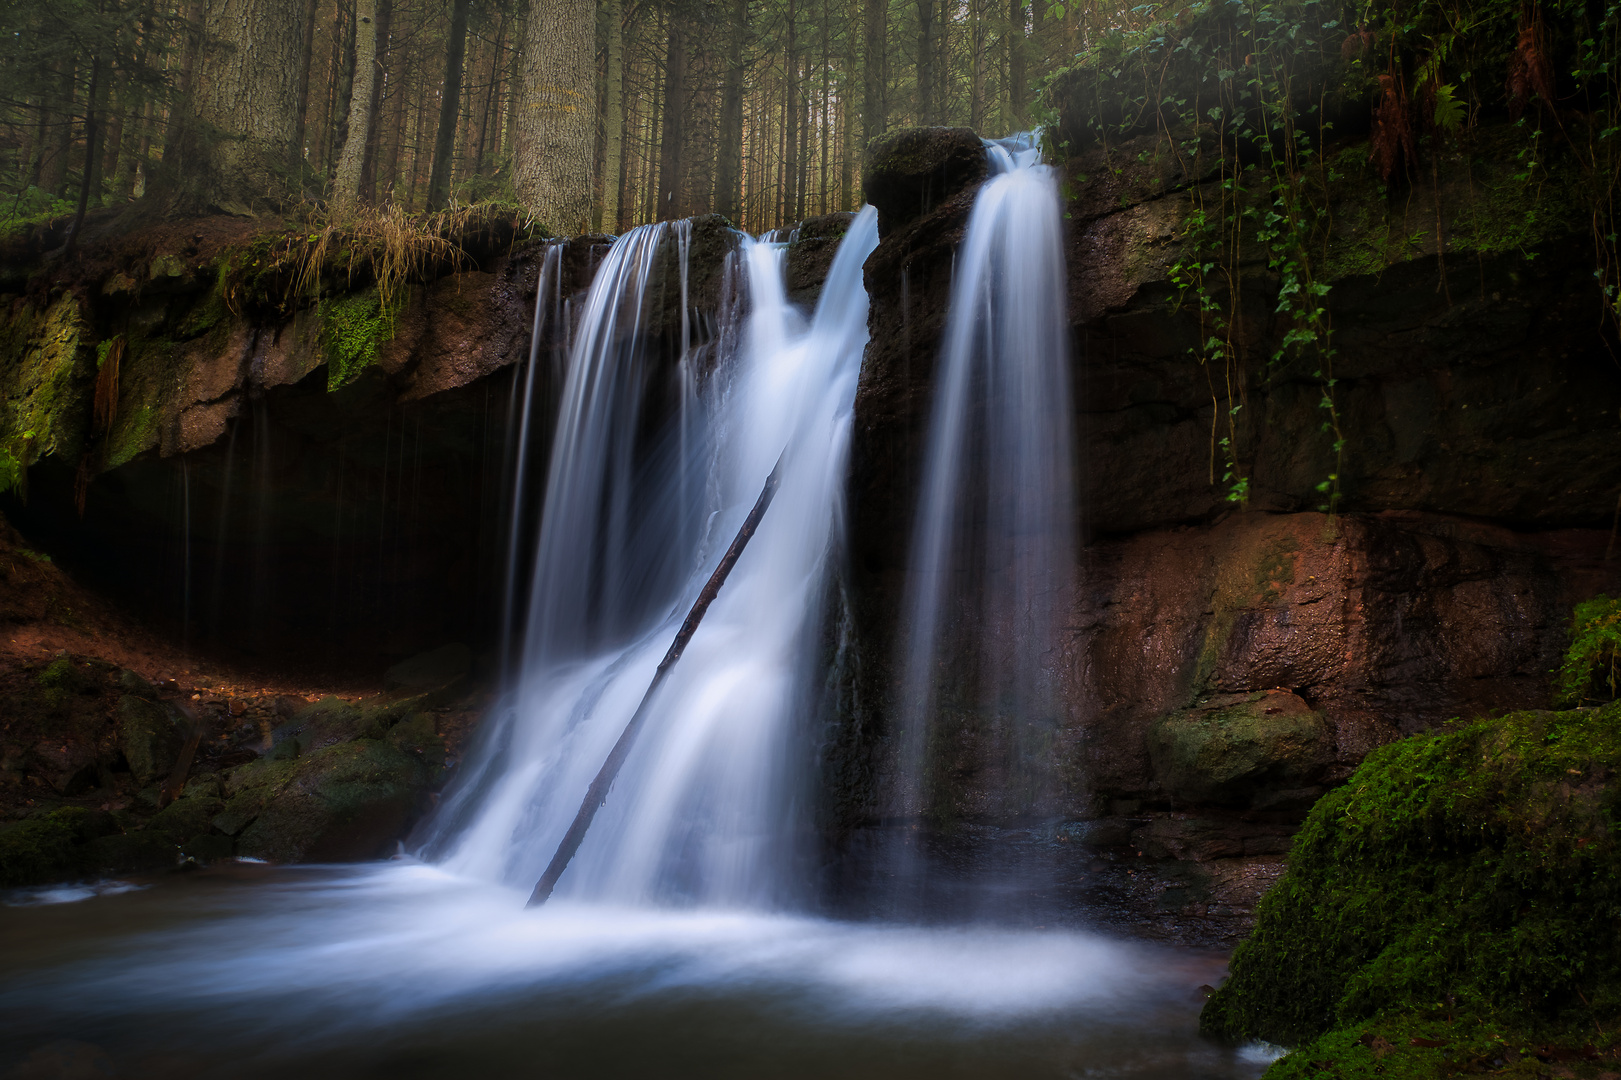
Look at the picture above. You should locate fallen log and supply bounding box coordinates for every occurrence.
[526,452,786,907]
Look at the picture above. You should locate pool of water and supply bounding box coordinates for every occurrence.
[1,862,1280,1079]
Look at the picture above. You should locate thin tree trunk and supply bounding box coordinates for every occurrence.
[425,0,471,210]
[381,41,410,199]
[332,0,358,167]
[936,0,950,121]
[65,51,105,255]
[332,0,378,215]
[512,0,597,232]
[970,0,985,130]
[714,0,746,223]
[819,0,830,214]
[783,0,798,223]
[407,51,430,208]
[473,12,508,176]
[358,0,392,203]
[916,0,933,124]
[290,0,319,173]
[655,10,686,220]
[796,55,809,219]
[863,0,885,144]
[37,62,76,196]
[601,0,626,229]
[527,453,786,908]
[1007,0,1026,126]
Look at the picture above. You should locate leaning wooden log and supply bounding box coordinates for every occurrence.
[526,452,786,907]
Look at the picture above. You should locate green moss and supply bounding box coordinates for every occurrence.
[101,404,161,471]
[226,738,429,861]
[37,655,96,695]
[1203,702,1621,1076]
[0,295,92,468]
[0,807,116,886]
[1557,597,1621,707]
[320,286,401,391]
[176,258,232,339]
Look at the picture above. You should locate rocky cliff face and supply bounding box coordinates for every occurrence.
[833,123,1621,940]
[0,214,744,669]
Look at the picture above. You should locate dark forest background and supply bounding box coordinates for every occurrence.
[0,0,1141,235]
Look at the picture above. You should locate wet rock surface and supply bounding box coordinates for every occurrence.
[862,127,988,237]
[833,124,1621,941]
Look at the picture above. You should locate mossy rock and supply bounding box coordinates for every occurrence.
[221,739,431,862]
[0,807,119,886]
[145,791,226,845]
[1202,702,1621,1076]
[36,655,99,696]
[862,127,988,236]
[0,293,94,465]
[387,711,447,780]
[1149,690,1332,808]
[269,689,443,758]
[116,694,187,785]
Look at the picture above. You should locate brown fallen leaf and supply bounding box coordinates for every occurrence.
[1410,1037,1448,1048]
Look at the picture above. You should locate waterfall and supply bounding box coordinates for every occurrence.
[421,209,881,907]
[893,133,1076,831]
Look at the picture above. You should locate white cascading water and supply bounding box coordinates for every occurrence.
[895,133,1076,825]
[420,207,881,905]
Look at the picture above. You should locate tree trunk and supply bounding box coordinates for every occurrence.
[332,0,379,215]
[614,17,634,232]
[655,10,687,220]
[969,0,985,131]
[1007,0,1026,126]
[916,0,933,124]
[381,39,410,200]
[65,52,105,256]
[936,0,950,121]
[862,0,885,144]
[36,62,75,197]
[783,0,798,224]
[473,11,508,177]
[290,0,319,174]
[332,1,359,167]
[358,0,393,203]
[149,0,309,216]
[425,0,471,211]
[599,0,625,230]
[819,0,830,215]
[512,0,597,233]
[714,0,745,223]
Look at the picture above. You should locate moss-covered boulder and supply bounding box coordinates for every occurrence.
[1149,690,1332,809]
[862,127,987,236]
[217,738,433,862]
[0,807,120,886]
[1202,703,1621,1076]
[116,694,187,785]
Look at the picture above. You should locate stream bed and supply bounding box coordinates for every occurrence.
[0,862,1280,1079]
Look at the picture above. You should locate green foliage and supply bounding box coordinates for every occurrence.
[0,441,25,497]
[0,187,78,235]
[1047,0,1621,514]
[319,287,402,391]
[1203,703,1621,1075]
[1557,597,1621,706]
